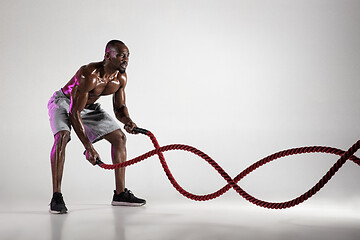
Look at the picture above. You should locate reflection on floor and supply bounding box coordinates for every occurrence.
[0,201,359,240]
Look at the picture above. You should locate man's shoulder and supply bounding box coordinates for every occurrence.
[72,62,103,90]
[117,72,127,88]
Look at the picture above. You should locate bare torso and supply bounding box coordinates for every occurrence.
[51,41,135,173]
[62,62,126,106]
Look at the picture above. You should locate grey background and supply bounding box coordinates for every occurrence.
[0,0,359,207]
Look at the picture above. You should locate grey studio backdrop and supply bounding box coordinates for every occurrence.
[0,0,359,208]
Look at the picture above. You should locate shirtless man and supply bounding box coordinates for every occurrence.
[47,40,145,214]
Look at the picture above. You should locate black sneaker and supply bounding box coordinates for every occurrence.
[49,192,68,214]
[112,189,146,206]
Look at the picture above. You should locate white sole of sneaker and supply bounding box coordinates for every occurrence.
[49,209,68,214]
[111,201,146,207]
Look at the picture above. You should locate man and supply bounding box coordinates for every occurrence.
[47,40,146,214]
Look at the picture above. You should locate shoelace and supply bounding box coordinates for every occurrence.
[125,189,135,197]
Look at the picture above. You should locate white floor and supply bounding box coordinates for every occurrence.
[1,200,359,240]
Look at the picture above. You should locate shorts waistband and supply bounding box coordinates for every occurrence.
[60,88,70,99]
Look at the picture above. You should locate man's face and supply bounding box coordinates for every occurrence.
[109,44,130,73]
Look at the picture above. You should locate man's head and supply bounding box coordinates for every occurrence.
[104,40,129,73]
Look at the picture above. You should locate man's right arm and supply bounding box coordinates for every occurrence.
[68,67,99,165]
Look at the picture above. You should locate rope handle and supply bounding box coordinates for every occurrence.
[133,127,149,135]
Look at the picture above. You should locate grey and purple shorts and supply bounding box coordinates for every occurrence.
[47,89,121,143]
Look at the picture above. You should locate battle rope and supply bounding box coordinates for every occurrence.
[95,127,360,209]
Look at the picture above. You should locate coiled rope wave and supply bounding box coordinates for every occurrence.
[95,127,360,209]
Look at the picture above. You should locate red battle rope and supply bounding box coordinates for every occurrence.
[95,127,360,209]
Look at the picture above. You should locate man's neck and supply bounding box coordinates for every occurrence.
[102,62,120,79]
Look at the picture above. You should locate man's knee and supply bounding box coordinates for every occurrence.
[115,130,127,146]
[54,131,70,148]
[108,130,127,147]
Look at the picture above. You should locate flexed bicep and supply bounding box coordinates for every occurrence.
[112,74,133,126]
[113,87,126,111]
[69,68,97,113]
[113,73,127,111]
[70,86,89,113]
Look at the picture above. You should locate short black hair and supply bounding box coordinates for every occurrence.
[105,40,125,53]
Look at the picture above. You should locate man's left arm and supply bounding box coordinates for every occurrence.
[113,75,137,134]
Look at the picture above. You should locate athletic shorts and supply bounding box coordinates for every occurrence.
[47,89,121,143]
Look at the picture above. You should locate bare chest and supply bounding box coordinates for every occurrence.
[89,77,121,98]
